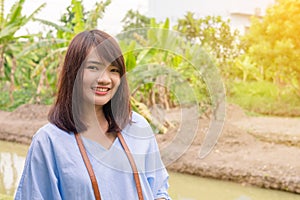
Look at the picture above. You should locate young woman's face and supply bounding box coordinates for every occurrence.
[82,49,121,108]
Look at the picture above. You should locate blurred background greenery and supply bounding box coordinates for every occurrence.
[1,1,300,199]
[1,0,300,120]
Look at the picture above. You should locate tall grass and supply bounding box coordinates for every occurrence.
[227,81,300,117]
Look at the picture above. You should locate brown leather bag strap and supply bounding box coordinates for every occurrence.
[75,132,144,200]
[75,133,101,200]
[117,132,144,200]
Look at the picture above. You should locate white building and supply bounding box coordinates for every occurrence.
[147,0,275,34]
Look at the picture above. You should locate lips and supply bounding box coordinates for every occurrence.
[92,86,111,95]
[95,87,109,92]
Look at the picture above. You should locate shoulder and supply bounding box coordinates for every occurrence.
[121,112,158,154]
[122,111,154,140]
[27,123,77,161]
[131,111,151,128]
[124,111,153,136]
[32,123,73,144]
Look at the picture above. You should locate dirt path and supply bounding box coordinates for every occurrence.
[0,104,300,194]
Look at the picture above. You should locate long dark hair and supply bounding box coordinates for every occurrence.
[48,30,131,133]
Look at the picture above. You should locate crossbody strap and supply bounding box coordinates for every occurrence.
[75,133,101,200]
[75,132,144,200]
[117,132,144,200]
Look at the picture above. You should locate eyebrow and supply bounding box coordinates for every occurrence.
[86,60,105,65]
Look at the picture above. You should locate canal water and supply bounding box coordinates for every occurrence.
[0,140,299,200]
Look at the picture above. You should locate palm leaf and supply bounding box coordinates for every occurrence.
[33,18,72,33]
[85,0,111,30]
[0,23,19,39]
[71,0,84,33]
[21,3,46,25]
[0,0,4,28]
[31,47,67,78]
[6,0,25,25]
[13,33,39,40]
[131,97,168,134]
[136,48,155,65]
[1,1,46,40]
[17,38,67,58]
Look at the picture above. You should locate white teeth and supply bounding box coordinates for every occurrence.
[95,88,109,92]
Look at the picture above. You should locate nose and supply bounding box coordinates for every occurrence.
[97,70,111,84]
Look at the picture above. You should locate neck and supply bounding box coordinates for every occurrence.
[83,104,108,133]
[81,105,117,149]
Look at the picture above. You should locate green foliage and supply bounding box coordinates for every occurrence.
[229,55,263,82]
[71,0,85,33]
[0,0,45,44]
[122,9,151,31]
[118,23,212,111]
[174,12,199,41]
[0,0,111,109]
[0,0,46,105]
[0,85,35,111]
[226,0,300,116]
[0,0,46,70]
[242,0,300,93]
[2,0,299,121]
[58,0,111,39]
[120,11,233,113]
[86,0,111,30]
[227,81,300,116]
[19,0,111,104]
[173,12,242,72]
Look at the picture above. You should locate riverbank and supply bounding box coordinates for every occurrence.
[0,104,300,194]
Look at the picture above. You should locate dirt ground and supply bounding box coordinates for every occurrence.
[0,104,299,194]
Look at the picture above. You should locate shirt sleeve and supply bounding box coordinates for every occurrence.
[14,130,62,200]
[145,135,172,200]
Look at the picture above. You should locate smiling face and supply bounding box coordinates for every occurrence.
[82,49,121,109]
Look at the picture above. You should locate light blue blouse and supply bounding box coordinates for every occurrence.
[15,111,171,200]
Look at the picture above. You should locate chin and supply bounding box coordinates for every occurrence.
[94,100,109,106]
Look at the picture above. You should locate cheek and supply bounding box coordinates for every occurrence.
[111,77,121,97]
[114,75,121,88]
[83,71,98,86]
[82,71,90,86]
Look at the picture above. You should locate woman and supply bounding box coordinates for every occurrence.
[15,30,171,200]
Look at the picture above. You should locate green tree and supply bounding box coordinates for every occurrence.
[0,0,111,109]
[56,0,111,41]
[0,0,45,102]
[117,19,223,132]
[121,9,151,32]
[173,11,241,72]
[21,0,111,103]
[243,0,300,93]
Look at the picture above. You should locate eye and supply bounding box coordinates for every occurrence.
[86,66,98,70]
[110,67,120,73]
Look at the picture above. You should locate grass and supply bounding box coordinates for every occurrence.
[0,87,54,112]
[227,81,300,117]
[2,78,300,118]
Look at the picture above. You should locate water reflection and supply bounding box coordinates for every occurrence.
[168,172,300,200]
[1,140,300,200]
[0,141,27,196]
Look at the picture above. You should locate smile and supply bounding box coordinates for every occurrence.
[92,86,111,95]
[94,87,109,92]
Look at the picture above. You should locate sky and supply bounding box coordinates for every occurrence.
[4,0,275,36]
[4,0,148,36]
